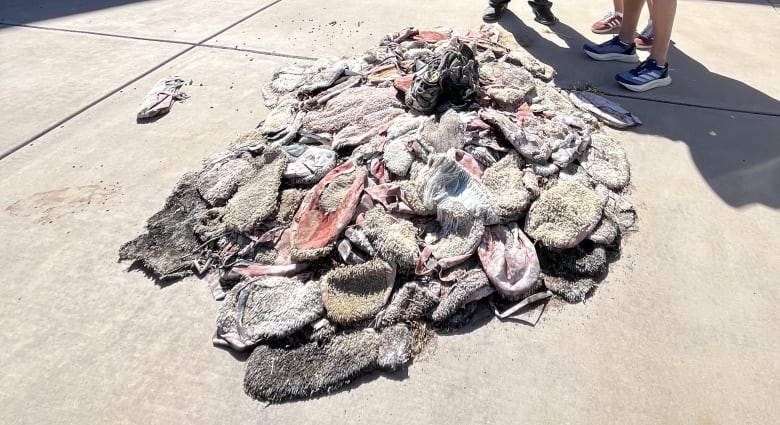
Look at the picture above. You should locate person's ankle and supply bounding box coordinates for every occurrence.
[648,56,667,66]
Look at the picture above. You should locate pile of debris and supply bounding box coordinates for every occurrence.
[119,25,638,402]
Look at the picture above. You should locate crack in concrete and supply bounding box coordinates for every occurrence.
[0,21,317,61]
[1,0,777,160]
[0,0,292,161]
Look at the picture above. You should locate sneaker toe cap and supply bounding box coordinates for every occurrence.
[614,71,635,85]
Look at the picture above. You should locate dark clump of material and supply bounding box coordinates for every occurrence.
[431,264,493,322]
[376,281,440,327]
[538,241,608,279]
[244,324,411,402]
[119,172,208,280]
[542,274,596,303]
[538,241,608,302]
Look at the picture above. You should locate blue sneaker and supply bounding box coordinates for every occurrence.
[583,36,639,62]
[616,59,671,92]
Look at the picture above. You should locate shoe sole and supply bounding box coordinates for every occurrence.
[635,44,653,50]
[591,26,621,34]
[618,76,672,92]
[584,50,639,62]
[535,17,558,26]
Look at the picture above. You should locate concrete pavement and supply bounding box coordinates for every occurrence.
[0,1,778,424]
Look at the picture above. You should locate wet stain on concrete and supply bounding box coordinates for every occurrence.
[5,184,121,223]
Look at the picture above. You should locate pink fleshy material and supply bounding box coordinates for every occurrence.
[478,223,540,300]
[292,161,366,251]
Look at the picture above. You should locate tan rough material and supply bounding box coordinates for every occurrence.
[222,148,288,232]
[525,181,604,249]
[275,188,306,223]
[318,170,356,214]
[323,260,395,325]
[362,208,420,271]
[481,152,529,221]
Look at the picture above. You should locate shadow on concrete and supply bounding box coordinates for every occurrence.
[499,10,780,209]
[0,0,144,27]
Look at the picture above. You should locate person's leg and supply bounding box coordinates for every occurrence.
[483,0,511,22]
[616,0,645,45]
[591,0,625,33]
[614,0,674,91]
[646,0,675,64]
[583,0,641,63]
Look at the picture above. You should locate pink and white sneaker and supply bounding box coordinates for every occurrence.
[591,11,623,34]
[634,20,654,50]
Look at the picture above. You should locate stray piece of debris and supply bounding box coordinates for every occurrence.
[136,76,189,121]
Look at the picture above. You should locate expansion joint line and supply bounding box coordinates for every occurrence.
[0,0,315,161]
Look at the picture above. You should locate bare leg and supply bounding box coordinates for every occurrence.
[617,0,645,45]
[614,0,624,13]
[646,0,676,64]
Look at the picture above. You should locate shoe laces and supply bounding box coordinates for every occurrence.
[630,59,661,76]
[598,11,620,23]
[601,35,627,47]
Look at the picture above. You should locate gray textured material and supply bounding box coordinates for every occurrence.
[580,134,631,190]
[260,98,300,136]
[119,172,208,280]
[479,60,536,89]
[261,57,343,108]
[383,138,416,176]
[303,86,399,133]
[214,277,324,351]
[598,185,638,232]
[479,108,550,161]
[504,50,556,81]
[332,107,405,150]
[486,86,532,110]
[419,109,466,154]
[117,25,641,404]
[431,264,493,322]
[589,217,619,244]
[481,152,529,221]
[275,188,306,224]
[244,325,411,402]
[543,274,596,304]
[318,171,356,214]
[222,148,287,232]
[282,145,337,186]
[525,181,604,249]
[361,208,420,272]
[376,281,440,327]
[197,153,254,207]
[540,243,608,279]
